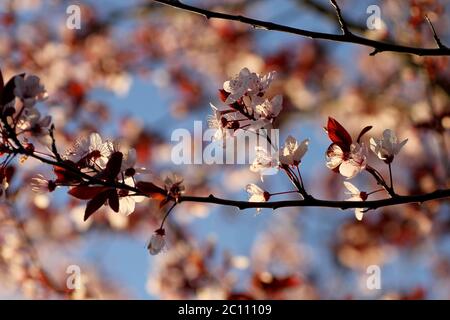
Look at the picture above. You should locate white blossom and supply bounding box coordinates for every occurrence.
[246,183,269,213]
[30,174,51,193]
[223,68,275,104]
[369,129,408,163]
[147,229,166,255]
[279,135,309,166]
[117,177,145,216]
[14,75,48,108]
[17,107,51,132]
[65,132,112,168]
[254,95,283,121]
[326,143,367,179]
[343,181,367,221]
[207,103,232,141]
[250,146,279,179]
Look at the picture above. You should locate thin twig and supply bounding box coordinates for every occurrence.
[388,162,394,193]
[152,0,450,56]
[329,0,350,35]
[49,124,62,162]
[425,15,448,49]
[366,165,397,197]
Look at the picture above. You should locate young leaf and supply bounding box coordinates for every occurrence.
[356,125,373,144]
[327,117,352,151]
[108,190,120,213]
[104,151,123,180]
[136,181,166,197]
[84,190,110,221]
[53,160,81,184]
[68,186,110,200]
[0,73,24,107]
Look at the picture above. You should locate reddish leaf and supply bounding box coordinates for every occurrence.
[218,89,230,102]
[136,181,165,197]
[53,160,81,184]
[0,73,24,107]
[68,186,110,200]
[108,190,120,213]
[327,117,352,151]
[84,190,110,221]
[104,151,123,179]
[356,125,373,144]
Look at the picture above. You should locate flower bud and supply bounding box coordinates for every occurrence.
[147,228,165,255]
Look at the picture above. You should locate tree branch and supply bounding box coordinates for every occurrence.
[152,0,450,57]
[4,128,449,217]
[179,189,450,211]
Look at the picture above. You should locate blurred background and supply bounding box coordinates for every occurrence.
[0,0,449,299]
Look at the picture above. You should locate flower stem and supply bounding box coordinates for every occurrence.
[270,190,300,196]
[367,189,384,196]
[296,165,304,189]
[160,202,177,230]
[388,162,394,193]
[365,165,397,197]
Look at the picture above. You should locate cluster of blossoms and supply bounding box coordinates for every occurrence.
[210,68,310,210]
[211,68,409,221]
[325,118,408,220]
[208,67,282,141]
[2,75,50,144]
[30,131,187,254]
[0,73,50,200]
[0,69,187,256]
[32,133,187,254]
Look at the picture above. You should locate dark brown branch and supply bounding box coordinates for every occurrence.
[4,110,449,216]
[179,189,450,211]
[14,137,449,213]
[152,0,450,57]
[6,131,449,215]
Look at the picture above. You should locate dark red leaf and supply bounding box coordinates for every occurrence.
[104,151,123,179]
[136,181,165,196]
[218,89,230,102]
[68,186,110,200]
[0,73,24,107]
[356,125,373,144]
[327,117,352,151]
[108,190,120,213]
[84,190,109,221]
[53,160,81,184]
